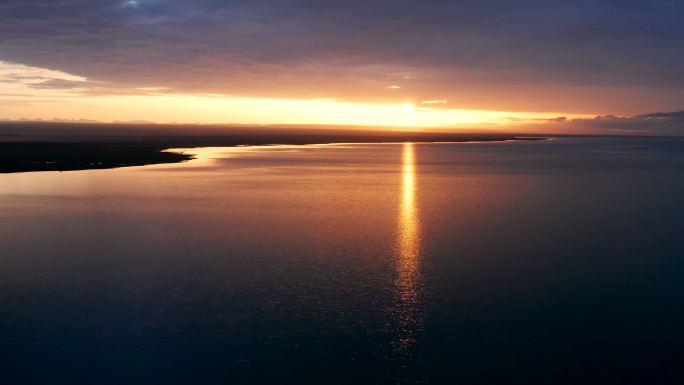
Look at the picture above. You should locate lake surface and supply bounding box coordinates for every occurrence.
[2,138,684,384]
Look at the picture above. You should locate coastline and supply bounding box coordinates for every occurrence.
[0,123,545,173]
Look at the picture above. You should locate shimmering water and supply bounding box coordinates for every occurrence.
[2,138,684,384]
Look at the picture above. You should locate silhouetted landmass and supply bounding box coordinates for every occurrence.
[0,122,544,173]
[0,142,193,173]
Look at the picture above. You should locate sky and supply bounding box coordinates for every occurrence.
[1,0,684,133]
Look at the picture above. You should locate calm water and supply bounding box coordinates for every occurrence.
[2,138,684,384]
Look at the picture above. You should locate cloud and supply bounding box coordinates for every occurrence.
[0,60,92,98]
[29,79,91,90]
[0,61,85,83]
[512,110,684,135]
[0,1,683,114]
[635,110,684,120]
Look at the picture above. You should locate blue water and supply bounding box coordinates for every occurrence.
[2,138,684,384]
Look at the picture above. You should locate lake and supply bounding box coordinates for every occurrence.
[2,138,684,384]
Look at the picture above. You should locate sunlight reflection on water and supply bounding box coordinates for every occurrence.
[396,142,422,354]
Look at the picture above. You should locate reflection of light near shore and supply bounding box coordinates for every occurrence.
[396,142,421,350]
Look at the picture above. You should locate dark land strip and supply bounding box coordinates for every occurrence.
[0,123,544,173]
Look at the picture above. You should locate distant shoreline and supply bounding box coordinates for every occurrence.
[0,123,551,173]
[0,137,546,174]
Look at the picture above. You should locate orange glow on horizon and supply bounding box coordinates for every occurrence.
[2,93,589,128]
[0,60,592,128]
